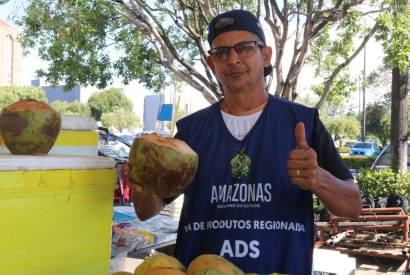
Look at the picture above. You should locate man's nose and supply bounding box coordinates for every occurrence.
[226,47,241,63]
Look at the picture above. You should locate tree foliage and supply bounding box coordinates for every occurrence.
[366,102,391,146]
[101,109,142,132]
[367,64,392,105]
[366,66,392,147]
[312,73,356,107]
[374,0,409,172]
[308,11,377,108]
[4,0,391,107]
[50,100,91,117]
[375,0,410,72]
[0,86,47,111]
[323,115,361,147]
[363,64,410,148]
[87,87,133,121]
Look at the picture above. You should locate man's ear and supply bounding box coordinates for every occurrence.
[262,46,273,68]
[206,55,216,74]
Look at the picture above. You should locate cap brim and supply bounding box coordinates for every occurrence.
[264,65,273,77]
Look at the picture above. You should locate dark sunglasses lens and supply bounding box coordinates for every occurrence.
[235,42,255,54]
[210,41,260,60]
[212,48,229,59]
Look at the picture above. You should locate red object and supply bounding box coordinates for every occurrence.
[114,163,131,204]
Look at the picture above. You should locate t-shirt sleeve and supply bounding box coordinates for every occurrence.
[311,112,353,180]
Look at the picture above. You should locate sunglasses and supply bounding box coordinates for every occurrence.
[208,41,265,62]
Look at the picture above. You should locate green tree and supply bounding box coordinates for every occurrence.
[365,66,410,148]
[101,110,142,132]
[312,74,356,107]
[323,116,361,147]
[367,65,391,92]
[50,100,91,117]
[87,88,133,121]
[365,102,391,147]
[309,13,377,109]
[0,86,47,111]
[2,0,387,106]
[375,0,410,172]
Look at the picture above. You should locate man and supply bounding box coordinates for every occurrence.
[129,9,361,274]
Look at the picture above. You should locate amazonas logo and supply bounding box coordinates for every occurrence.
[210,182,272,206]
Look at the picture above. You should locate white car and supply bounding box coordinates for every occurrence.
[371,142,410,170]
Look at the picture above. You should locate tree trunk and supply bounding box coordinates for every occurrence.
[391,67,408,172]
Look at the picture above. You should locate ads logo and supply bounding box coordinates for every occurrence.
[220,239,260,258]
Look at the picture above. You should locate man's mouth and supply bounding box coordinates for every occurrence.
[225,69,247,78]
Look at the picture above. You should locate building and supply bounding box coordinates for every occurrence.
[0,19,21,86]
[31,79,95,104]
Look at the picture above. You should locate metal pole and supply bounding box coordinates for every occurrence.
[362,45,366,141]
[358,77,361,117]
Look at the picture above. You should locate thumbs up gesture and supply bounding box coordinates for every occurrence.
[288,122,319,191]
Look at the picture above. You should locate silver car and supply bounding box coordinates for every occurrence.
[371,142,410,170]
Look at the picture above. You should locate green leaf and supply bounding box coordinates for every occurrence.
[87,88,133,121]
[0,86,47,111]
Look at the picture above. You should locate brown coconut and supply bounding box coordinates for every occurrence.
[128,133,198,198]
[0,99,61,155]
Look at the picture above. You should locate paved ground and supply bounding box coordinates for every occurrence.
[354,255,410,274]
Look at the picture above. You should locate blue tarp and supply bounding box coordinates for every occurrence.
[157,104,173,121]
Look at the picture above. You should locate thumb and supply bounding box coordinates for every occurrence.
[295,122,308,149]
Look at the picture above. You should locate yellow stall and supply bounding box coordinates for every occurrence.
[0,154,116,274]
[0,114,117,274]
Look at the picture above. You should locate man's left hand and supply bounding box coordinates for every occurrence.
[287,122,319,191]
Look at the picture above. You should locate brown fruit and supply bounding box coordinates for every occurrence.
[0,99,61,155]
[128,133,198,198]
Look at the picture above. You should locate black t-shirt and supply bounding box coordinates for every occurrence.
[311,113,353,180]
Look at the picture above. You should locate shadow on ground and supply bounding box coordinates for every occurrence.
[355,255,410,274]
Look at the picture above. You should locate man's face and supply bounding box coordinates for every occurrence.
[207,30,272,94]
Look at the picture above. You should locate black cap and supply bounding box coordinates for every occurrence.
[207,10,273,76]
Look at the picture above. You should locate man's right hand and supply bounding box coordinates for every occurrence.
[123,163,142,192]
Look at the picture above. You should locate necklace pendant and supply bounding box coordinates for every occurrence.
[230,148,251,179]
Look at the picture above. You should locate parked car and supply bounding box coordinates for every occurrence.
[98,127,131,162]
[349,142,379,156]
[98,127,131,205]
[344,141,357,148]
[371,142,410,170]
[120,134,136,145]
